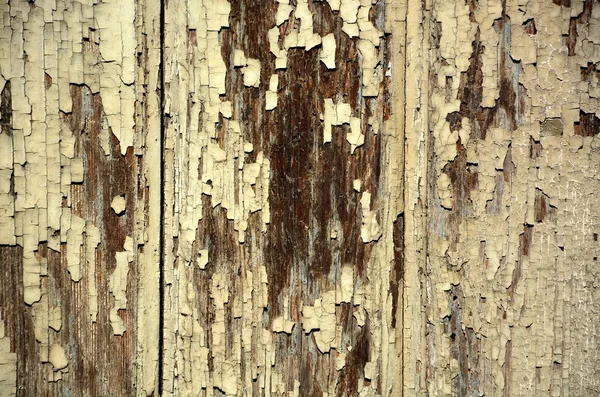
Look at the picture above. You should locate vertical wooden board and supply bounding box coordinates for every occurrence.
[162,0,404,395]
[0,0,161,395]
[419,0,600,395]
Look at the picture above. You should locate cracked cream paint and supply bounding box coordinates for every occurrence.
[162,0,276,393]
[320,33,337,69]
[49,344,68,371]
[418,0,600,394]
[401,0,429,391]
[283,0,322,50]
[109,236,133,335]
[266,75,279,111]
[323,98,352,143]
[0,1,138,294]
[0,0,161,394]
[111,195,126,216]
[360,191,382,243]
[242,58,261,88]
[165,0,269,262]
[162,0,404,395]
[338,0,385,97]
[0,320,16,396]
[95,0,136,155]
[2,0,598,395]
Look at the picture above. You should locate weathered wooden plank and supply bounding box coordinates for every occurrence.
[418,0,600,395]
[0,0,161,395]
[1,0,599,395]
[162,0,403,395]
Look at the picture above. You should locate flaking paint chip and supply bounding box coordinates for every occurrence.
[364,362,376,380]
[111,195,126,216]
[335,353,346,370]
[272,316,295,334]
[71,159,84,183]
[320,33,336,69]
[242,58,261,87]
[233,49,247,67]
[198,249,209,269]
[49,344,68,370]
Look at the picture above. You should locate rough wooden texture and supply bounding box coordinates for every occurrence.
[2,0,600,396]
[162,0,403,395]
[414,0,600,394]
[0,0,161,395]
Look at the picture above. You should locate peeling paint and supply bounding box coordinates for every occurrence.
[0,319,16,396]
[2,0,597,395]
[0,0,161,393]
[109,237,133,335]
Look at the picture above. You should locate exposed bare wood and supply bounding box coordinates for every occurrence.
[0,0,161,395]
[1,0,600,396]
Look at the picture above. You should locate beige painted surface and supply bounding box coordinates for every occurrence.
[0,0,599,395]
[0,0,160,395]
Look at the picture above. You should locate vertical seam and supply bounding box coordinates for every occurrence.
[158,0,166,393]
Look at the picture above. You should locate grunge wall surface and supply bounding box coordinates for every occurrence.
[0,0,599,396]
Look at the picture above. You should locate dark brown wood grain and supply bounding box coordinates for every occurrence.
[177,2,394,395]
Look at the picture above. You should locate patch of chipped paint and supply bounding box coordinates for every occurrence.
[364,361,377,381]
[422,0,600,392]
[320,33,337,69]
[337,0,385,96]
[323,98,351,144]
[65,214,101,285]
[272,316,295,334]
[48,344,68,371]
[197,249,209,269]
[210,271,239,395]
[283,0,322,50]
[346,117,365,153]
[95,0,137,155]
[276,3,294,26]
[109,237,133,335]
[111,195,126,216]
[266,75,279,111]
[161,0,395,394]
[169,0,271,260]
[301,291,339,353]
[233,49,247,67]
[296,270,363,356]
[242,58,261,88]
[66,214,86,282]
[353,306,366,327]
[335,352,347,370]
[0,130,15,245]
[220,101,233,119]
[48,304,62,332]
[337,265,355,303]
[340,0,360,25]
[0,0,161,392]
[326,0,341,12]
[360,192,382,243]
[271,0,342,73]
[437,172,453,209]
[269,27,289,70]
[0,320,16,395]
